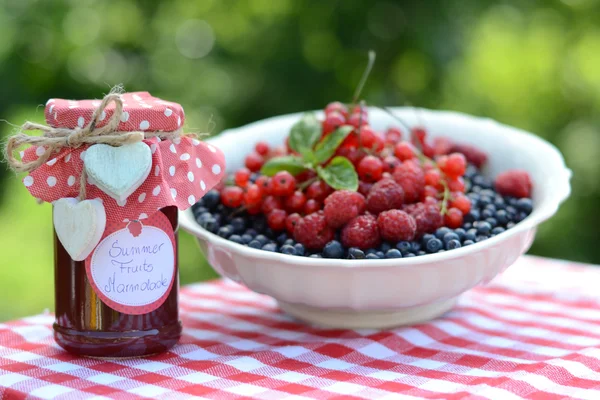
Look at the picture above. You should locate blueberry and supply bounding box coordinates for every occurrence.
[443,232,460,244]
[323,241,344,259]
[491,227,504,235]
[464,229,477,242]
[255,235,269,246]
[405,253,416,257]
[309,253,322,258]
[376,251,385,258]
[366,253,380,259]
[479,195,492,207]
[202,218,219,233]
[217,226,233,238]
[516,198,533,214]
[516,212,528,222]
[294,243,305,256]
[241,234,253,244]
[485,218,498,228]
[411,241,422,253]
[252,218,267,232]
[396,241,412,253]
[495,210,508,225]
[507,222,515,229]
[280,244,297,256]
[446,239,461,250]
[262,243,278,252]
[348,248,366,259]
[465,210,480,223]
[231,217,246,233]
[284,238,295,246]
[505,205,517,216]
[248,240,262,249]
[462,222,472,230]
[484,204,497,213]
[481,209,493,219]
[198,212,213,223]
[245,228,258,237]
[463,239,475,246]
[421,234,435,245]
[229,234,243,244]
[380,242,392,252]
[454,228,466,241]
[193,206,209,217]
[203,190,220,209]
[264,228,276,238]
[437,249,446,253]
[476,235,488,242]
[435,227,452,240]
[366,249,378,255]
[425,238,443,253]
[417,250,427,256]
[276,233,288,245]
[476,221,491,235]
[385,249,403,258]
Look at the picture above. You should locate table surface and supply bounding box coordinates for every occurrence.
[2,255,600,400]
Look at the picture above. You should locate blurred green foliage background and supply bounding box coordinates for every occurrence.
[0,0,595,321]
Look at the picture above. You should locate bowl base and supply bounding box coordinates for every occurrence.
[278,297,458,329]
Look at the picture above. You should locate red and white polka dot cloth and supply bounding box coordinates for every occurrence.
[21,93,225,223]
[2,256,600,399]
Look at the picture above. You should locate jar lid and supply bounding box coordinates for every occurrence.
[21,92,225,223]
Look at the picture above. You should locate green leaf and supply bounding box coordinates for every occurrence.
[288,113,321,157]
[316,156,358,191]
[260,156,308,177]
[313,125,354,164]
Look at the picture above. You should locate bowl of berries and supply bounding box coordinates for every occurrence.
[180,104,571,329]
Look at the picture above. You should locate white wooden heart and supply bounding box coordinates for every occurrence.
[53,198,106,261]
[84,142,152,202]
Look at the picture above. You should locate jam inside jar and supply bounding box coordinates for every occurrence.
[53,206,182,358]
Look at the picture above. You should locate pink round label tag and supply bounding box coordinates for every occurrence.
[85,211,176,315]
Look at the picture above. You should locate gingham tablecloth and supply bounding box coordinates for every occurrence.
[2,256,600,400]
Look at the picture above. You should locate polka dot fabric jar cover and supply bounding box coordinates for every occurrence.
[21,93,226,223]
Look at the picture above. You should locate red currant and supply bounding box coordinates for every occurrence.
[447,177,465,193]
[221,186,244,208]
[394,142,417,161]
[304,199,321,215]
[243,184,263,206]
[449,193,471,214]
[272,146,287,157]
[411,127,427,147]
[442,153,467,179]
[385,127,402,144]
[433,137,453,156]
[347,113,368,129]
[255,175,271,195]
[245,152,264,172]
[444,208,463,229]
[323,111,345,135]
[271,171,296,196]
[267,209,287,231]
[284,190,307,213]
[255,141,270,156]
[359,126,383,151]
[358,181,373,196]
[261,196,282,214]
[306,180,332,202]
[424,169,443,190]
[357,155,384,182]
[234,168,251,188]
[285,213,302,235]
[325,101,348,118]
[382,156,401,173]
[423,185,439,199]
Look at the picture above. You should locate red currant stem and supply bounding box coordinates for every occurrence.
[231,205,248,217]
[379,106,451,215]
[297,176,318,191]
[351,50,376,106]
[380,107,412,137]
[357,100,367,151]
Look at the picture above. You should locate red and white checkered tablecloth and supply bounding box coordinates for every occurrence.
[2,255,600,400]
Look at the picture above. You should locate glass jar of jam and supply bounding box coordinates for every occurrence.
[53,206,181,358]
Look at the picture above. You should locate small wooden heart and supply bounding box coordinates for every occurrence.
[84,142,152,202]
[53,198,106,261]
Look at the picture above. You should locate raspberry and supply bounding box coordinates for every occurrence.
[221,186,244,208]
[245,152,264,172]
[267,209,287,231]
[284,191,307,213]
[341,215,381,249]
[394,142,417,161]
[304,199,321,215]
[306,180,332,202]
[294,213,335,250]
[382,156,401,174]
[255,141,270,156]
[358,181,373,197]
[323,190,366,228]
[377,210,417,242]
[443,208,463,229]
[323,111,345,135]
[286,213,301,235]
[357,155,384,182]
[413,204,443,237]
[438,153,466,179]
[495,169,532,198]
[451,143,487,168]
[234,168,251,188]
[271,171,296,196]
[366,178,405,214]
[423,185,439,200]
[393,160,425,203]
[261,196,282,214]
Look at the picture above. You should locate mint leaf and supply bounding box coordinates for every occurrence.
[289,113,321,158]
[313,125,353,164]
[260,156,308,177]
[316,156,358,191]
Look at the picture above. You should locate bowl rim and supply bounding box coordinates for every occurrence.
[180,107,572,269]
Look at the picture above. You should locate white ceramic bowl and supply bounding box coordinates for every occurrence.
[180,108,571,329]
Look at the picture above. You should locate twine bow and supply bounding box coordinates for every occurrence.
[4,90,188,200]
